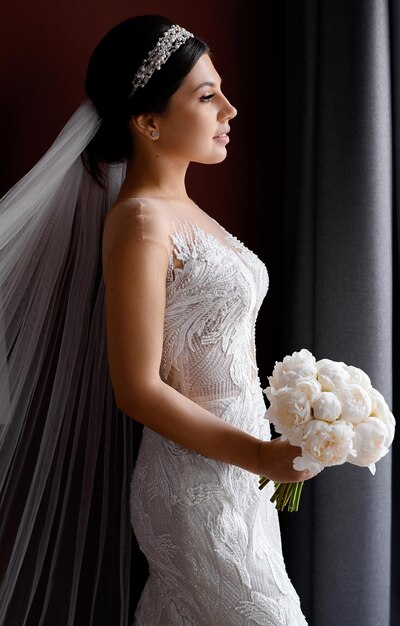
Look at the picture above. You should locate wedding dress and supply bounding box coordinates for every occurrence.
[119,198,308,626]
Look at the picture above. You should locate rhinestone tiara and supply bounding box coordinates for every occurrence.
[130,24,194,96]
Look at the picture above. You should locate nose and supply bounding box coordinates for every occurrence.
[220,95,238,121]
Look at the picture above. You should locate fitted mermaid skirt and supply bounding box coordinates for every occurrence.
[131,383,307,625]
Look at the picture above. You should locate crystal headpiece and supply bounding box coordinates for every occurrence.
[130,24,194,95]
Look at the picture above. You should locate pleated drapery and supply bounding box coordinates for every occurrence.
[268,2,399,624]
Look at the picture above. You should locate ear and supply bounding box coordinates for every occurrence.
[130,114,159,138]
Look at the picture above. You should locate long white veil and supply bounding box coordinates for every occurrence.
[0,101,136,624]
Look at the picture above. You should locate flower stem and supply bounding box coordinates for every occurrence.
[258,475,270,490]
[259,476,304,512]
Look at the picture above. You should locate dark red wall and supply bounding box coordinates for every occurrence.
[0,0,285,378]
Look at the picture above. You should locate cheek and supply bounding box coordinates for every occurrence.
[161,108,218,157]
[181,116,208,137]
[177,108,212,134]
[166,120,212,153]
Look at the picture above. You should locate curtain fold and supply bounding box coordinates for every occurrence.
[272,1,398,624]
[388,1,400,623]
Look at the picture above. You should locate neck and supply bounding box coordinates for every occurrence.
[118,151,191,202]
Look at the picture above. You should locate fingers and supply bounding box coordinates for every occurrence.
[259,439,323,483]
[302,469,321,480]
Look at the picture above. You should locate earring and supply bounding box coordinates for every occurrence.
[151,130,159,139]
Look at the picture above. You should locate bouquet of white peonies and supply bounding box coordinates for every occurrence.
[259,349,396,512]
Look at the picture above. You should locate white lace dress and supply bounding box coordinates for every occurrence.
[129,199,307,625]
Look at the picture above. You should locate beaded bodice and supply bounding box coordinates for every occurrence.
[161,220,269,401]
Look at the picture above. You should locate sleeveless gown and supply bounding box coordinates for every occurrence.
[128,199,308,625]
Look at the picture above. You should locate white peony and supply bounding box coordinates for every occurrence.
[369,387,390,418]
[294,419,355,471]
[263,385,275,404]
[344,365,372,391]
[368,387,395,447]
[311,392,342,422]
[295,376,322,401]
[379,411,396,448]
[292,454,325,474]
[347,417,389,474]
[275,425,305,447]
[316,359,350,391]
[265,387,312,433]
[334,384,372,424]
[268,349,317,389]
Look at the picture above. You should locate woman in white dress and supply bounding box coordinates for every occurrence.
[90,15,313,625]
[0,13,314,626]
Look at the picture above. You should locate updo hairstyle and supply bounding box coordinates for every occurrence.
[82,15,210,186]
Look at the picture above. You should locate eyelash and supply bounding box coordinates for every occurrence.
[200,94,215,102]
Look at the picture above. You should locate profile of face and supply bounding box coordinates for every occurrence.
[138,53,238,165]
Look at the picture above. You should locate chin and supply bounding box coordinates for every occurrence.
[214,152,228,164]
[195,151,228,165]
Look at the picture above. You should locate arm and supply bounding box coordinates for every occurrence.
[102,206,312,482]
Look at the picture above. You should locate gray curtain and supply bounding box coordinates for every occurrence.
[262,1,399,625]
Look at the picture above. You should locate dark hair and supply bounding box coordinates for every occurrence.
[82,15,210,186]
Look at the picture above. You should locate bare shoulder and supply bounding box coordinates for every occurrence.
[102,196,172,261]
[104,197,146,230]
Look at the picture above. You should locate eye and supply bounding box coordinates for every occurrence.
[200,93,215,102]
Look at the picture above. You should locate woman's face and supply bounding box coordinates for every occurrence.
[157,53,237,164]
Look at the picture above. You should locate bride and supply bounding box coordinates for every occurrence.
[0,14,314,625]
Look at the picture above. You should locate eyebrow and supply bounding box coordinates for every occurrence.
[193,78,222,93]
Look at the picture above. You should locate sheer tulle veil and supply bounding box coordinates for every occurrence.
[0,100,135,624]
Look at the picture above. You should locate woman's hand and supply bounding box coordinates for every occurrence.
[258,436,316,483]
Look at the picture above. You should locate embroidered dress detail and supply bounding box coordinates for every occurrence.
[126,200,308,625]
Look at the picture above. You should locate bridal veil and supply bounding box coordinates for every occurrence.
[0,100,135,624]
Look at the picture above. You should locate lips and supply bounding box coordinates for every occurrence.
[213,127,230,145]
[213,127,230,139]
[213,134,230,144]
